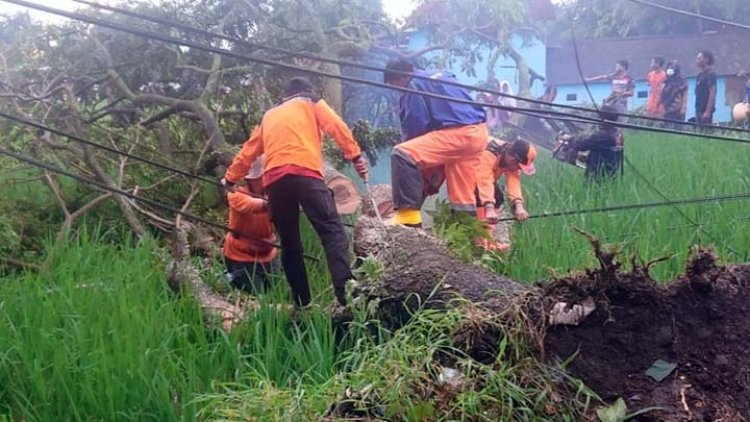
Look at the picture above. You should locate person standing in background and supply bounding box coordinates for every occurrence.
[586,59,635,115]
[498,80,517,126]
[646,56,666,118]
[695,50,717,125]
[661,60,688,126]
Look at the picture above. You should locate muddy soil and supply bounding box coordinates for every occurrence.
[353,218,750,420]
[545,251,750,421]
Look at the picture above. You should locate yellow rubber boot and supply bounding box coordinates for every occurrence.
[386,208,422,227]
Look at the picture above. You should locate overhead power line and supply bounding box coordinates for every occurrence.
[4,0,750,146]
[499,191,750,222]
[0,111,360,228]
[625,0,750,31]
[0,147,321,262]
[7,127,750,235]
[70,0,750,137]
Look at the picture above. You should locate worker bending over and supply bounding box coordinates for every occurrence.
[222,77,368,307]
[222,156,278,293]
[475,138,536,251]
[384,59,488,227]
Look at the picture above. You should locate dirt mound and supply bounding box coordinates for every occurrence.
[544,250,750,421]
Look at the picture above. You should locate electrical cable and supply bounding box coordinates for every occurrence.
[499,191,750,222]
[6,1,750,228]
[0,111,359,228]
[565,2,737,255]
[69,0,750,137]
[623,156,740,255]
[0,147,322,262]
[6,0,750,145]
[624,0,750,32]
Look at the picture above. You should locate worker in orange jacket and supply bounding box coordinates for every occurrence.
[222,77,368,307]
[475,138,536,251]
[384,59,488,227]
[223,155,278,293]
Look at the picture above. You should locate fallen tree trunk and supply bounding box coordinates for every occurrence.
[167,223,257,331]
[353,217,528,328]
[352,216,750,421]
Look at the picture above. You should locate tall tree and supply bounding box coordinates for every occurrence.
[554,0,750,39]
[405,0,550,96]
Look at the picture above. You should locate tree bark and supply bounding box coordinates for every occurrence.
[353,217,527,328]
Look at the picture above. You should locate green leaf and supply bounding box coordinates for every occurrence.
[596,398,627,422]
[645,360,677,382]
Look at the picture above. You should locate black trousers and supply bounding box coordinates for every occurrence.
[224,256,276,294]
[267,175,353,306]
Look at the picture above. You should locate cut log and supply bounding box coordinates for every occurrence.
[323,162,361,215]
[360,184,395,220]
[167,223,257,331]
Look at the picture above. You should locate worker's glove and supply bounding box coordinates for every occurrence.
[514,202,529,222]
[220,178,237,193]
[483,204,499,224]
[352,156,369,182]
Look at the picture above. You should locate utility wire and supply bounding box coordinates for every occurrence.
[7,0,750,145]
[624,0,750,31]
[0,111,359,228]
[17,105,749,228]
[69,0,750,137]
[10,105,750,252]
[499,191,750,222]
[0,147,321,262]
[623,156,740,255]
[565,1,737,256]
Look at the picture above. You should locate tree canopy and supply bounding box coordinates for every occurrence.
[553,0,750,39]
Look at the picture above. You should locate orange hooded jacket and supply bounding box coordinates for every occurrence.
[225,96,362,187]
[476,149,524,207]
[223,186,277,263]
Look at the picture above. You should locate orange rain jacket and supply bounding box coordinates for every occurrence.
[476,149,524,207]
[225,96,362,187]
[223,186,277,263]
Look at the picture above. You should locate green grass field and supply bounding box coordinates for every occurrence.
[506,131,750,282]
[1,131,748,420]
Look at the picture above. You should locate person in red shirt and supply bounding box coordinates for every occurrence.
[646,56,667,117]
[222,77,368,307]
[223,156,278,293]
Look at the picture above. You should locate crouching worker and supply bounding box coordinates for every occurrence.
[223,156,278,293]
[222,77,368,307]
[565,105,624,180]
[384,59,488,227]
[475,138,536,251]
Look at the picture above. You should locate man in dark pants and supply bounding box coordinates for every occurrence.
[695,50,717,126]
[222,77,368,307]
